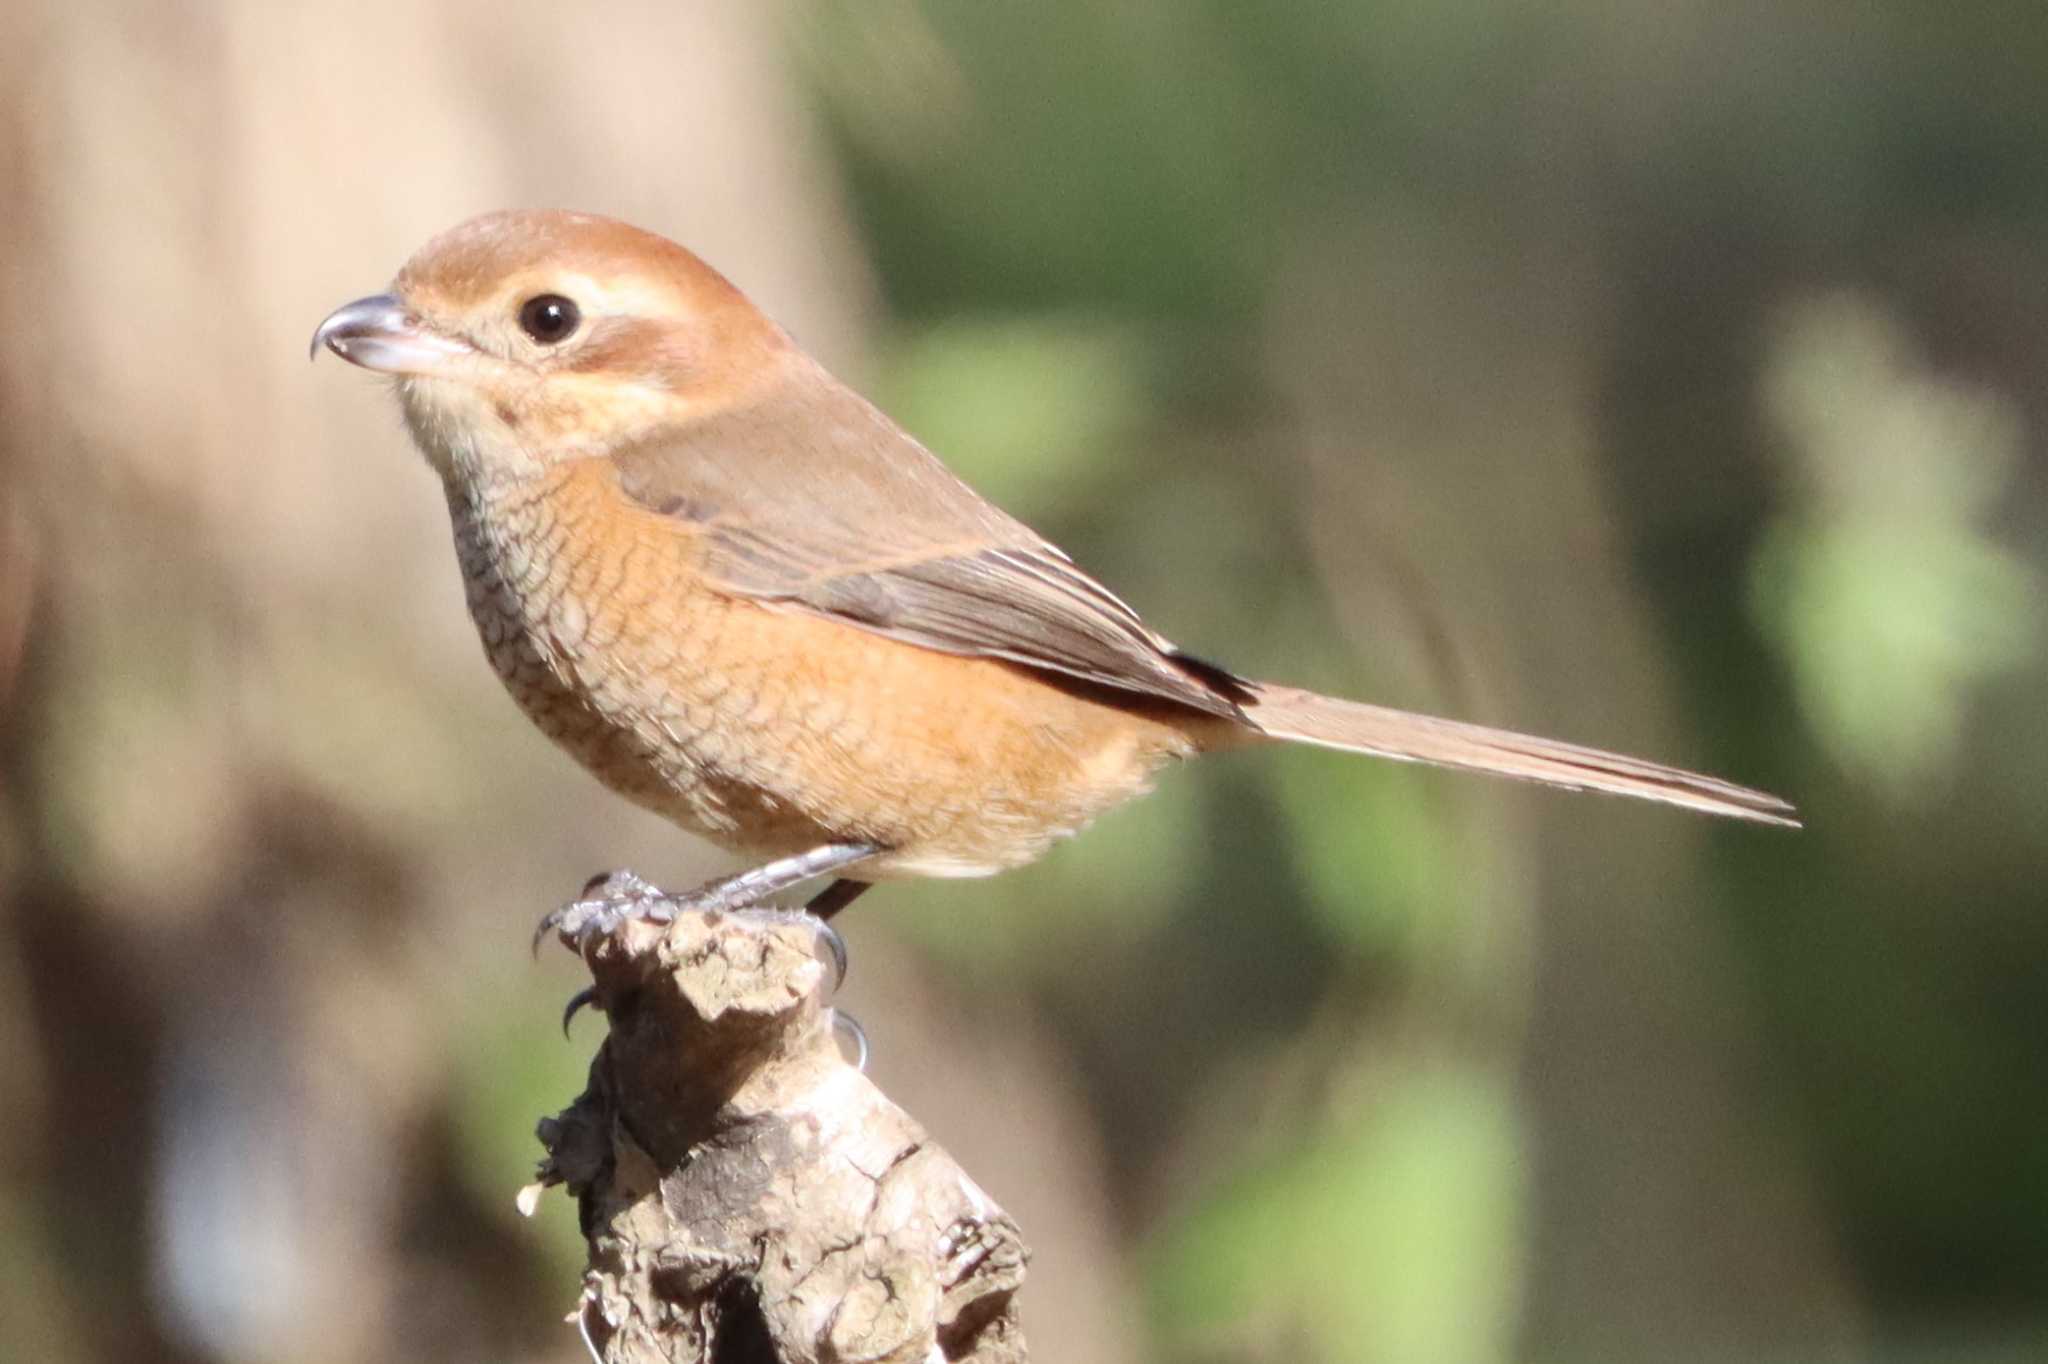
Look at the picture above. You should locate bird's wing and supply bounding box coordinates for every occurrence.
[611,354,1250,719]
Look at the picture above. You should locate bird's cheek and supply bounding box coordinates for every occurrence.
[521,374,686,455]
[396,376,549,486]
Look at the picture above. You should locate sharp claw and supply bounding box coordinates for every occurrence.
[561,986,597,1036]
[574,1296,604,1364]
[531,900,593,956]
[815,918,849,991]
[830,1008,870,1072]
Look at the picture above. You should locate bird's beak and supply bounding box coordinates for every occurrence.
[309,294,473,374]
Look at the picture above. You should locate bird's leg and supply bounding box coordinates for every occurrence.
[805,878,873,922]
[537,843,880,954]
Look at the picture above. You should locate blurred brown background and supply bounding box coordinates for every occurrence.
[4,2,2046,1362]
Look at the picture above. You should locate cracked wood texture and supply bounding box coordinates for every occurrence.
[529,908,1028,1363]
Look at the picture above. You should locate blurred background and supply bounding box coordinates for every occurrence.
[4,2,2045,1361]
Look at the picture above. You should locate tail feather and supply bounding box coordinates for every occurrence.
[1242,684,1798,827]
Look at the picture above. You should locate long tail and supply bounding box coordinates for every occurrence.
[1240,683,1798,827]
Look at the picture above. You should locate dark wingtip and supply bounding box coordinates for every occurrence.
[1166,648,1260,709]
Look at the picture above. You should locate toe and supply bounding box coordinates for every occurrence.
[829,1008,871,1072]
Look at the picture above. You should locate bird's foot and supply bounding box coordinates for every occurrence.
[544,867,851,1035]
[533,868,677,955]
[539,847,876,958]
[539,870,849,982]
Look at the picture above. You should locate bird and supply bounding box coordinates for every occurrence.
[312,209,1795,939]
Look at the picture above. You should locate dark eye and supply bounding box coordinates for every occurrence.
[517,294,580,345]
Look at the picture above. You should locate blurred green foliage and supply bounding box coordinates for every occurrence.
[1752,293,2040,793]
[1150,1064,1522,1364]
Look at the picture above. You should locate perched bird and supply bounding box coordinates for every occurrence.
[313,210,1794,933]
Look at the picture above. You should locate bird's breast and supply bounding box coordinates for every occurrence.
[446,461,833,849]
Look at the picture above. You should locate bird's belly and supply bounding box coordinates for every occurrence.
[450,471,1200,877]
[453,486,828,854]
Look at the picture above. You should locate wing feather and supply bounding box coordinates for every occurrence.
[612,355,1248,718]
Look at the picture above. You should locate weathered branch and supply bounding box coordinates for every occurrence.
[524,907,1028,1363]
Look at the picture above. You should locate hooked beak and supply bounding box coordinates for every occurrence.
[309,294,473,374]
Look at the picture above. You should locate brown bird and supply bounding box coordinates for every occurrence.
[313,210,1794,936]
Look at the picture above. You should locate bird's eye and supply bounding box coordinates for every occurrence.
[517,294,580,345]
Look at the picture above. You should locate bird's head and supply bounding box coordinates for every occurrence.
[312,210,789,486]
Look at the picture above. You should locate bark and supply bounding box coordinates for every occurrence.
[528,909,1028,1364]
